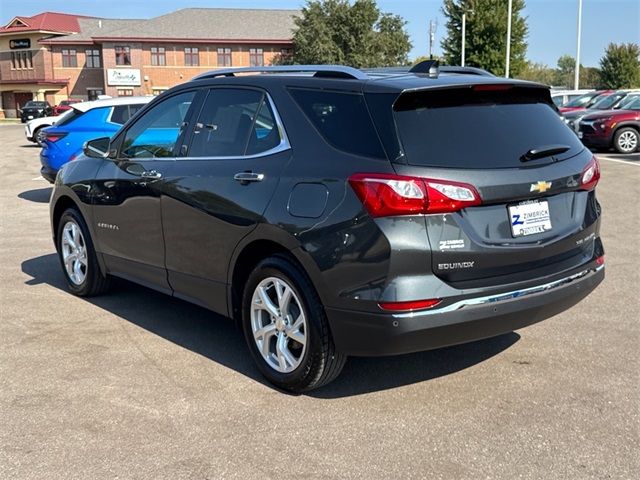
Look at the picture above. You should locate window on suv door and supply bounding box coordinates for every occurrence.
[187,88,281,158]
[121,91,195,159]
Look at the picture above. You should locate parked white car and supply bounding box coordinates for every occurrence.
[24,110,72,146]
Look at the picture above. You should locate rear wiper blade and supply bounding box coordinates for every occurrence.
[520,144,571,162]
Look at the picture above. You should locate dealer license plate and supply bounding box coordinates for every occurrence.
[509,201,552,237]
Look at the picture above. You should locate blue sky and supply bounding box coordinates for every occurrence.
[1,0,638,67]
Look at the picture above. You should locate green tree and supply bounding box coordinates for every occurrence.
[599,43,640,88]
[553,55,602,89]
[441,0,528,76]
[518,61,556,85]
[284,0,411,68]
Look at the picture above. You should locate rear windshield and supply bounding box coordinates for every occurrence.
[55,108,84,127]
[392,86,584,169]
[564,92,597,108]
[592,92,625,109]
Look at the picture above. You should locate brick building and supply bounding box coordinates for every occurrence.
[0,8,297,118]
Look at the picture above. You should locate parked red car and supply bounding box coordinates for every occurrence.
[559,90,614,114]
[52,98,82,116]
[579,96,640,153]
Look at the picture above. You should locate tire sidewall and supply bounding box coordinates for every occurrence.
[614,127,639,154]
[241,257,324,390]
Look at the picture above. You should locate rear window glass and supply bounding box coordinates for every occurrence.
[54,108,84,127]
[392,87,584,169]
[289,88,386,159]
[110,104,145,125]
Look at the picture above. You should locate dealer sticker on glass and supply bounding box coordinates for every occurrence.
[509,201,552,237]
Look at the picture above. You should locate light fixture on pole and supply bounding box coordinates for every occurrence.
[505,0,513,77]
[574,0,583,89]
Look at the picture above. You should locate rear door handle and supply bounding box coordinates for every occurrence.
[140,169,162,179]
[234,172,264,183]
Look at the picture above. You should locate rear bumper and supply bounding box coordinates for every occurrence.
[40,165,57,183]
[327,264,604,356]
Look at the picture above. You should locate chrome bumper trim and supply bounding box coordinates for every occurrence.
[393,265,604,318]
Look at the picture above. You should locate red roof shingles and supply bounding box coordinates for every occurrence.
[0,12,93,34]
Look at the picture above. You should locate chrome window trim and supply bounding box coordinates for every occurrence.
[391,264,604,319]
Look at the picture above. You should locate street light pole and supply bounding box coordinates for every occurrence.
[574,0,583,89]
[505,0,513,77]
[461,12,466,67]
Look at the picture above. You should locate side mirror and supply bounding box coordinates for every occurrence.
[83,137,114,159]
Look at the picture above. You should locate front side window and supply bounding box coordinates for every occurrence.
[150,46,166,66]
[249,48,264,67]
[188,88,281,157]
[184,47,199,66]
[217,47,232,67]
[121,91,195,159]
[85,49,101,68]
[62,49,78,67]
[115,46,131,65]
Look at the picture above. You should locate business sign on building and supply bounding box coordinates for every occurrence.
[9,39,30,49]
[107,68,141,86]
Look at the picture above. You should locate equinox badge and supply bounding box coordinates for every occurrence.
[530,181,552,193]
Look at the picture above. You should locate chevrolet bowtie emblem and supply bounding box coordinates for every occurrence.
[530,181,552,193]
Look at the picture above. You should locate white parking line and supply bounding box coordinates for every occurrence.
[597,156,640,167]
[32,176,45,181]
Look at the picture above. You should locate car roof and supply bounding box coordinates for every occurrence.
[73,96,154,112]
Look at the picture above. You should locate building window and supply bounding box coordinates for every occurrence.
[10,51,31,69]
[62,49,78,68]
[115,46,131,65]
[152,88,168,96]
[184,47,199,67]
[117,88,134,97]
[85,49,101,68]
[217,47,232,67]
[249,48,264,67]
[150,46,166,66]
[88,89,104,101]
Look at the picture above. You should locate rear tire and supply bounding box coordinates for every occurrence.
[242,255,346,392]
[613,127,639,154]
[56,208,110,297]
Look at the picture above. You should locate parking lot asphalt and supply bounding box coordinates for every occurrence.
[0,123,638,479]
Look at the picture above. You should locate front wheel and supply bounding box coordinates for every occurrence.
[242,255,346,392]
[613,127,639,154]
[56,208,110,296]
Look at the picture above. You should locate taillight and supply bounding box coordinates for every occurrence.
[348,173,481,217]
[45,132,67,143]
[580,156,600,191]
[379,299,442,312]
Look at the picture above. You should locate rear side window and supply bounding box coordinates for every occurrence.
[188,88,281,157]
[392,87,584,169]
[110,104,145,125]
[289,88,386,159]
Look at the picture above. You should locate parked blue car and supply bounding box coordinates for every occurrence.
[40,96,153,182]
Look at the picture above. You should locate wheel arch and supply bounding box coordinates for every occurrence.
[612,122,640,151]
[227,228,330,326]
[51,195,79,248]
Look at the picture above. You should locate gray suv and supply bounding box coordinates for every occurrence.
[50,63,605,392]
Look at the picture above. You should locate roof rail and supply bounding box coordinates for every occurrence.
[192,65,369,81]
[439,66,495,77]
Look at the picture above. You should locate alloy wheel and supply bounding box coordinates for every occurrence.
[250,276,307,373]
[617,130,638,153]
[61,221,88,285]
